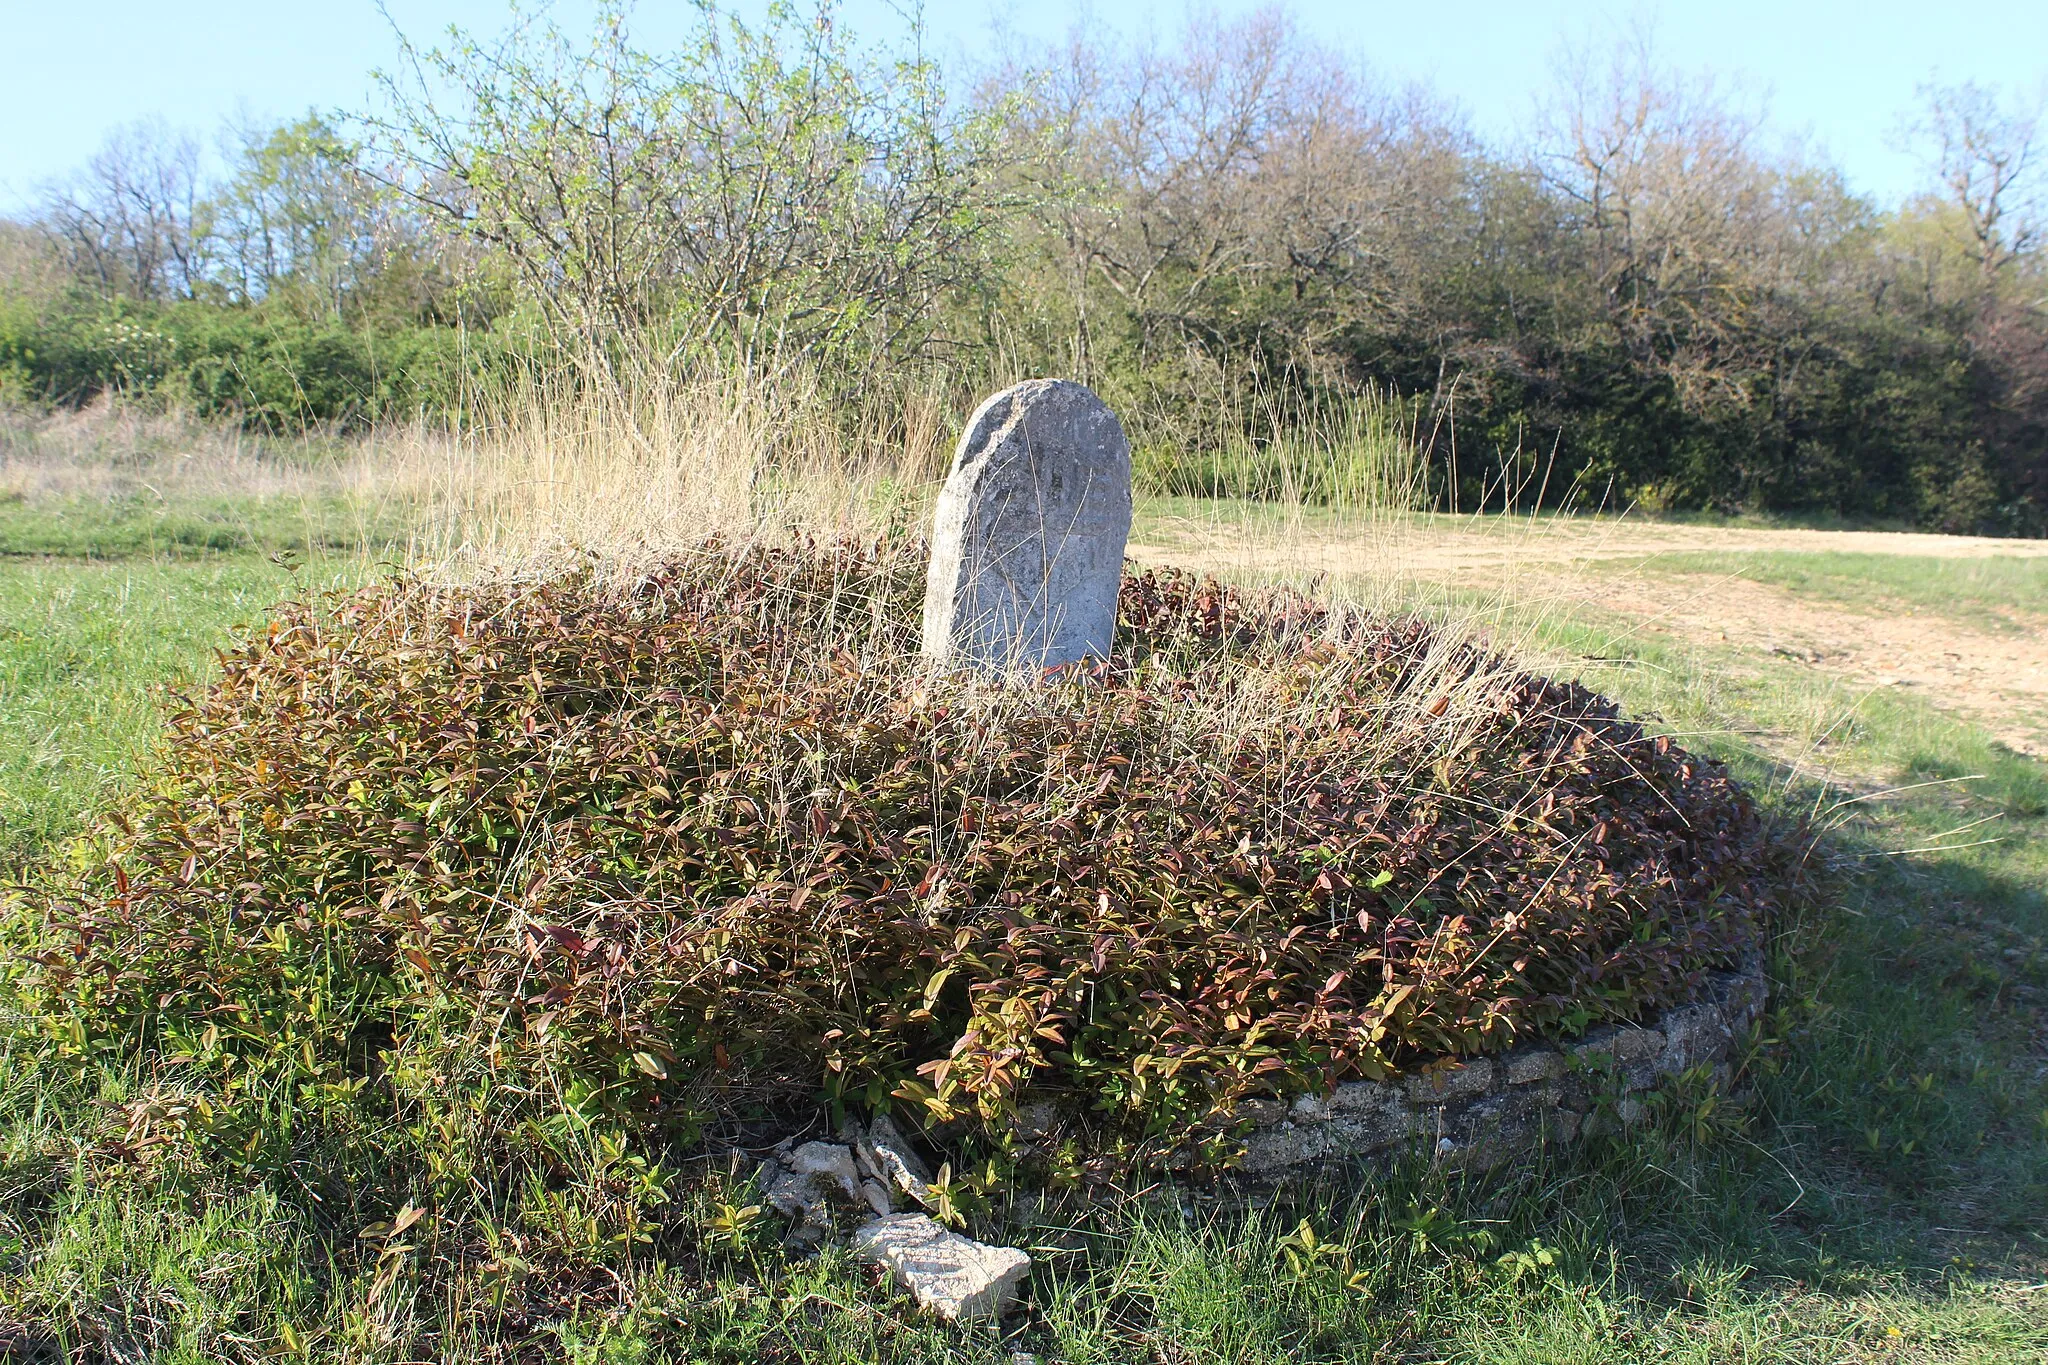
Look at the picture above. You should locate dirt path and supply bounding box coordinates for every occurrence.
[1585,573,2048,756]
[1131,514,2048,757]
[1134,512,2048,575]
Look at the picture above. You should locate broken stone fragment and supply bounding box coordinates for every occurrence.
[761,1141,863,1226]
[856,1113,935,1207]
[789,1141,862,1197]
[852,1213,1032,1323]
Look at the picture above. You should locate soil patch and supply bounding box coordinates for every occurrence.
[1131,516,2048,757]
[1586,573,2048,757]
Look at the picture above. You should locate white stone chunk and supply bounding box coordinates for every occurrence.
[922,379,1133,673]
[788,1140,862,1198]
[853,1213,1032,1323]
[763,1141,862,1224]
[857,1113,936,1206]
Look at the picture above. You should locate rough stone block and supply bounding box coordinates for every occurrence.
[1240,1122,1332,1175]
[1328,1079,1406,1115]
[1504,1047,1568,1085]
[1325,1088,1414,1156]
[1290,1093,1330,1121]
[1610,1025,1666,1064]
[921,380,1132,673]
[1654,1003,1722,1072]
[1446,1095,1544,1168]
[1725,972,1768,1031]
[1403,1058,1495,1105]
[1566,1026,1621,1065]
[853,1214,1031,1323]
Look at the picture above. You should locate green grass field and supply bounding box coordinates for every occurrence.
[2,484,2045,1362]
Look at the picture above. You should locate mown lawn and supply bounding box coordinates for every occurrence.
[1,500,2044,1362]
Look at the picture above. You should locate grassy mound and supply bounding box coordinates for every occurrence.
[6,543,1780,1185]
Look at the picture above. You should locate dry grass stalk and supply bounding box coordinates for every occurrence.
[388,366,953,585]
[2,370,1576,764]
[0,398,368,504]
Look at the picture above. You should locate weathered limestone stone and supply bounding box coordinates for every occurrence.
[1324,1080,1415,1152]
[1221,960,1767,1182]
[853,1213,1032,1323]
[856,1113,935,1208]
[1445,1094,1544,1168]
[1240,1120,1333,1176]
[921,380,1133,673]
[1326,1080,1398,1114]
[1611,1025,1670,1089]
[1611,1026,1666,1065]
[788,1140,862,1197]
[1403,1058,1496,1105]
[1504,1047,1568,1085]
[762,1140,863,1226]
[1656,1003,1720,1071]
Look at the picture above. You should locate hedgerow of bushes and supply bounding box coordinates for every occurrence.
[0,297,489,429]
[3,543,1783,1184]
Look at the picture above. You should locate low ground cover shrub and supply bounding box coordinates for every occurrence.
[3,543,1784,1192]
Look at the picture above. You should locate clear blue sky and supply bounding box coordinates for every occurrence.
[3,1,2044,214]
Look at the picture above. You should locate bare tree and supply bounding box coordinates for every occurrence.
[1001,6,1465,389]
[1907,80,2041,286]
[36,120,209,301]
[1535,34,1843,416]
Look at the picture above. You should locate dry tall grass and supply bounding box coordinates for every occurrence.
[392,369,1558,769]
[386,367,958,583]
[366,369,1963,835]
[1,372,1594,779]
[0,400,371,505]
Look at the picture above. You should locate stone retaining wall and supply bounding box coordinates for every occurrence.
[1233,960,1768,1178]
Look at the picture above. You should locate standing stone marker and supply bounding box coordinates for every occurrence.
[921,379,1132,672]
